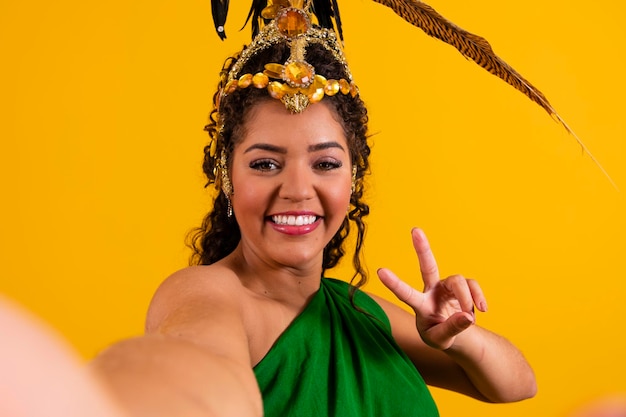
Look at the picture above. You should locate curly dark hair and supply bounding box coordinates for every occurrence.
[187,39,372,289]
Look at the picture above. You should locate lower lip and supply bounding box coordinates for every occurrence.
[268,218,322,236]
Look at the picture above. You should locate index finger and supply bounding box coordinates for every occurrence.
[411,228,440,290]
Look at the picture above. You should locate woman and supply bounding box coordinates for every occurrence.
[90,6,536,415]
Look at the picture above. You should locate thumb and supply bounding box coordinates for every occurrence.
[422,312,474,350]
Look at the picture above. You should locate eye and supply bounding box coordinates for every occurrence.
[249,159,279,171]
[315,159,343,171]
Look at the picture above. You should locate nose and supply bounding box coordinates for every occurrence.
[278,162,315,202]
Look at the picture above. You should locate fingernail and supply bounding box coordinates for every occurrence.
[480,301,488,312]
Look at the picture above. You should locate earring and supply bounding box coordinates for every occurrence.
[220,150,233,196]
[351,165,357,194]
[219,150,234,218]
[227,196,233,218]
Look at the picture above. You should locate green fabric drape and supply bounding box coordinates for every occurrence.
[254,278,439,416]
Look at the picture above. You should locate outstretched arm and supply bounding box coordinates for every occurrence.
[375,228,536,403]
[90,266,263,417]
[90,334,261,417]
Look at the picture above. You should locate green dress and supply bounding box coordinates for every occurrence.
[253,278,439,416]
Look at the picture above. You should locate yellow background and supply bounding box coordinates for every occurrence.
[1,0,625,416]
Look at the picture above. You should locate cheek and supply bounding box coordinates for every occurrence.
[323,179,352,214]
[233,180,269,211]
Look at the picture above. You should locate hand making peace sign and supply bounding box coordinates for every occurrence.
[377,228,488,351]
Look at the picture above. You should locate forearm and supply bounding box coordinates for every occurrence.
[90,334,263,417]
[444,325,537,403]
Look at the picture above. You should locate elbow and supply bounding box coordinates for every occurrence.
[473,362,537,404]
[494,353,538,403]
[505,380,537,403]
[513,365,538,402]
[489,369,538,403]
[519,375,538,401]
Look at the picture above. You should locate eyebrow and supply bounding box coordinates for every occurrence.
[308,142,345,153]
[243,141,346,154]
[244,143,286,154]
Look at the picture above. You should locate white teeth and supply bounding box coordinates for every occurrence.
[272,215,317,226]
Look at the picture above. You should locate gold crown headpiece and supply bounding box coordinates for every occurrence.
[217,0,358,114]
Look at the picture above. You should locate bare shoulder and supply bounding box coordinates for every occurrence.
[92,265,263,416]
[146,264,242,332]
[152,264,241,299]
[145,264,251,364]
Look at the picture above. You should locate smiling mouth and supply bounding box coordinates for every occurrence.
[271,214,318,226]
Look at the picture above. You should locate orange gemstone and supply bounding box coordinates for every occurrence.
[338,79,350,95]
[313,74,326,87]
[264,63,284,79]
[267,82,285,99]
[238,73,253,88]
[350,82,359,97]
[252,72,269,88]
[309,87,325,103]
[284,61,314,86]
[324,79,340,96]
[276,9,310,37]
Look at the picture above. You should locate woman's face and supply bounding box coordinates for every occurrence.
[230,100,352,271]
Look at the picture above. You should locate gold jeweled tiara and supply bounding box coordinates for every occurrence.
[217,0,358,114]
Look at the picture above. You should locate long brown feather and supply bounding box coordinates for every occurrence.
[371,0,617,189]
[372,0,555,120]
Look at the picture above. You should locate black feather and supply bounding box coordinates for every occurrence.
[330,0,344,40]
[312,0,332,29]
[243,0,269,37]
[311,0,343,40]
[211,0,230,40]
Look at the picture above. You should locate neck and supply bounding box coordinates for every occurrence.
[224,244,323,305]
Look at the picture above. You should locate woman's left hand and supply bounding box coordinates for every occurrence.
[377,228,488,351]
